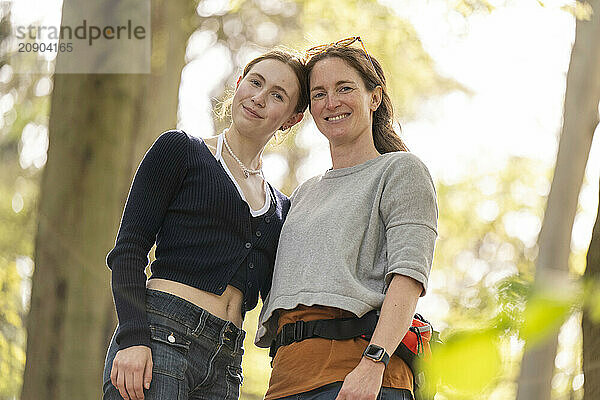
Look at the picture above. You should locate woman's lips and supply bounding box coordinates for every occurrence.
[324,113,351,122]
[242,105,263,119]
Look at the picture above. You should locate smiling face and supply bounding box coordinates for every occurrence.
[232,58,302,140]
[309,57,381,145]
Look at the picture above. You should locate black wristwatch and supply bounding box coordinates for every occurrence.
[362,344,390,367]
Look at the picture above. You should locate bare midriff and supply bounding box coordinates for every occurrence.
[146,279,244,328]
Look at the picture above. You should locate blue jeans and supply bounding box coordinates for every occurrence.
[274,382,414,400]
[103,289,245,400]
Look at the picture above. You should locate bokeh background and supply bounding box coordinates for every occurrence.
[1,0,600,399]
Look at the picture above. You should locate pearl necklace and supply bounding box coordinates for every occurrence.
[223,132,262,179]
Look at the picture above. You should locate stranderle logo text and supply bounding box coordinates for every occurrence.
[16,19,146,46]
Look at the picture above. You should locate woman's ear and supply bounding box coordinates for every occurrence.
[370,86,383,111]
[280,112,304,130]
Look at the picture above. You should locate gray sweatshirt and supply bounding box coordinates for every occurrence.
[255,151,438,347]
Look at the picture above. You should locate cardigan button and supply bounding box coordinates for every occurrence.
[256,231,262,237]
[264,216,271,223]
[245,242,252,249]
[248,262,254,269]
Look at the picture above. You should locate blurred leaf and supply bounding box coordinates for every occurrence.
[519,290,575,346]
[494,275,532,332]
[423,329,501,395]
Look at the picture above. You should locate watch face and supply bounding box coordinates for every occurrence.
[365,345,385,361]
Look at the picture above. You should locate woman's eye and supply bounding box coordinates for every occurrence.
[312,92,325,99]
[273,92,283,101]
[250,79,261,86]
[340,86,352,92]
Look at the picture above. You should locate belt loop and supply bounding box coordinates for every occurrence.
[192,309,207,336]
[294,320,305,341]
[235,328,245,353]
[219,322,230,345]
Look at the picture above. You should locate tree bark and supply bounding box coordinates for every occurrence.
[516,1,600,399]
[583,180,600,399]
[20,0,197,398]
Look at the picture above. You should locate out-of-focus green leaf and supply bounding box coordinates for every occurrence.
[519,290,575,346]
[423,329,501,395]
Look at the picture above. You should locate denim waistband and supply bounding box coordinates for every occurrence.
[145,288,246,347]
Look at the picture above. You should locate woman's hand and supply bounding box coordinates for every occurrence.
[336,357,385,400]
[110,345,153,400]
[336,274,422,400]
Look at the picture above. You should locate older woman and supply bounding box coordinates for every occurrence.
[256,40,438,400]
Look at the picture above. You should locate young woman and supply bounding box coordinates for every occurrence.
[102,49,309,400]
[255,41,438,400]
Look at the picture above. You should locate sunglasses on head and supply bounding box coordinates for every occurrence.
[306,36,376,72]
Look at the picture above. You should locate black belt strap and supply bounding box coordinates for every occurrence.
[269,310,379,358]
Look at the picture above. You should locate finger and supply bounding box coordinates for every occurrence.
[143,357,153,390]
[133,369,144,400]
[125,371,137,400]
[116,368,130,400]
[110,360,118,388]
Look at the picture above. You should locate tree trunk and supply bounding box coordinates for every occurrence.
[516,1,600,399]
[20,0,197,398]
[583,180,600,399]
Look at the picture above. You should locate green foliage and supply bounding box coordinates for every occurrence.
[0,3,48,398]
[421,157,551,397]
[432,157,549,333]
[0,161,38,400]
[520,289,578,347]
[494,275,531,332]
[0,160,37,399]
[424,329,502,397]
[0,260,26,397]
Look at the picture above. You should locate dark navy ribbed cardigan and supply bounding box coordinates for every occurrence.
[107,130,290,349]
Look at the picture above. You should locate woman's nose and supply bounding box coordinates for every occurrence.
[251,91,266,107]
[326,94,340,110]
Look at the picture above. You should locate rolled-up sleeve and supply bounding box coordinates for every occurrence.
[379,154,438,296]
